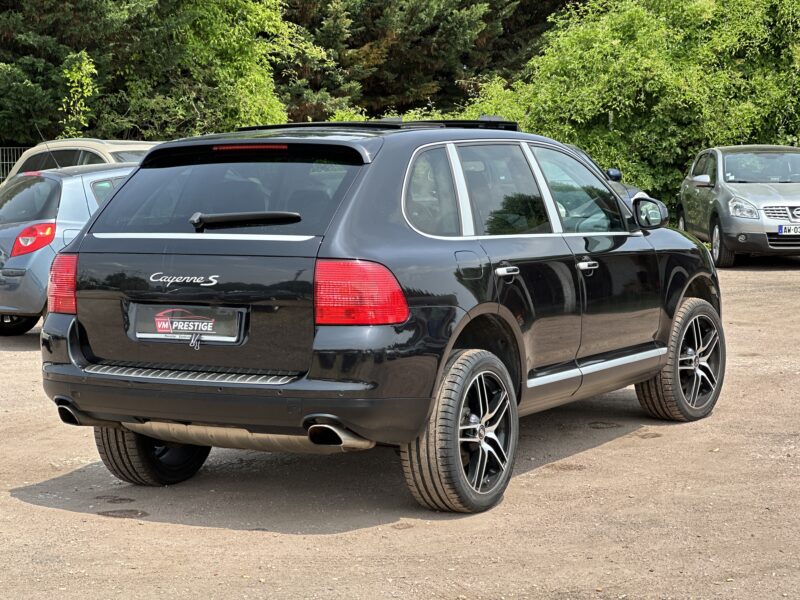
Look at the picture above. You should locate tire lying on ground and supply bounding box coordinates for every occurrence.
[94,426,211,486]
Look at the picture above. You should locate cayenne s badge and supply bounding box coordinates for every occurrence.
[149,272,220,287]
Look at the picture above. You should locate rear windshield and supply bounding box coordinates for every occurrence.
[92,147,361,236]
[111,150,147,163]
[0,176,61,225]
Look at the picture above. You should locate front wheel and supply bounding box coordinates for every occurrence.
[636,298,726,421]
[94,427,211,486]
[401,349,519,513]
[676,207,686,231]
[710,219,736,268]
[0,315,39,336]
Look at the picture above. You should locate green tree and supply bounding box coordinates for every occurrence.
[279,0,570,120]
[461,0,800,202]
[0,0,303,144]
[59,50,98,138]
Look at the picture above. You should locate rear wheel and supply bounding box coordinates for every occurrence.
[401,349,519,513]
[94,426,211,486]
[0,315,39,336]
[636,298,725,421]
[710,219,736,268]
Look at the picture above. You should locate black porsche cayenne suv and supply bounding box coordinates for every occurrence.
[42,120,726,513]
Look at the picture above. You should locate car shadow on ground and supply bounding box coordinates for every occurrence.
[11,388,676,534]
[0,326,41,352]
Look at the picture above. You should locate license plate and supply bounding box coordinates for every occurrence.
[778,225,800,235]
[132,304,244,346]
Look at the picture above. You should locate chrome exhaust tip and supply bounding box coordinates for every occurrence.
[307,424,375,451]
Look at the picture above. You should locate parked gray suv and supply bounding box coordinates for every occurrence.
[0,163,135,335]
[677,145,800,267]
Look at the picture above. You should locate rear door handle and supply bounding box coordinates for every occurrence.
[494,266,520,277]
[576,260,599,272]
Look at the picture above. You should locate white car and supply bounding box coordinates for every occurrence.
[2,138,157,187]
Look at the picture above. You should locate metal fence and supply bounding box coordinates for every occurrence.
[0,147,31,183]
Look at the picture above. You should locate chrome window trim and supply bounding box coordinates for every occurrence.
[400,138,638,242]
[401,142,468,240]
[527,347,667,388]
[92,232,315,242]
[520,142,563,233]
[446,143,475,236]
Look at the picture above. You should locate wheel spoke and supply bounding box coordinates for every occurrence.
[484,392,509,430]
[470,445,488,491]
[484,434,508,473]
[692,318,703,350]
[687,372,701,407]
[678,353,695,370]
[697,363,717,389]
[699,329,719,360]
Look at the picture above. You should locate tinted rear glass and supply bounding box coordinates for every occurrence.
[92,147,361,236]
[0,176,61,225]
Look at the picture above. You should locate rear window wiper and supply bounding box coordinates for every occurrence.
[189,211,301,232]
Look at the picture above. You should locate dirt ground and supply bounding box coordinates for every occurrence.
[1,256,798,599]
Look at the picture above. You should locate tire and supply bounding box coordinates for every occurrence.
[636,298,725,421]
[676,208,686,232]
[710,218,736,268]
[400,349,519,513]
[94,426,211,486]
[0,315,39,336]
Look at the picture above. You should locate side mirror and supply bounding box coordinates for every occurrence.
[606,168,622,182]
[632,195,669,230]
[692,174,712,187]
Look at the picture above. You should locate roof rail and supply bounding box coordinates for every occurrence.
[237,117,519,133]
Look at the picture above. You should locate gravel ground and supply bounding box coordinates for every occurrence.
[1,256,798,599]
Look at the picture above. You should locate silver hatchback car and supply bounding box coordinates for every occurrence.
[677,145,800,267]
[0,163,135,335]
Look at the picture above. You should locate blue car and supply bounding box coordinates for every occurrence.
[0,163,135,335]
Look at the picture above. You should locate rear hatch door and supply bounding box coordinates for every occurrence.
[77,142,363,374]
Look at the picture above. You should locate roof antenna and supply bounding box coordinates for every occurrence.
[33,122,61,168]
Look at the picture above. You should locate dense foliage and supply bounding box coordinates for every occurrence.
[0,0,306,144]
[276,0,568,120]
[461,0,800,200]
[1,0,797,202]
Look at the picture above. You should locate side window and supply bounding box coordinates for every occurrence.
[80,150,105,165]
[52,149,81,167]
[531,145,626,234]
[91,179,116,205]
[404,147,460,236]
[691,154,708,177]
[703,153,717,184]
[17,154,46,173]
[457,144,551,236]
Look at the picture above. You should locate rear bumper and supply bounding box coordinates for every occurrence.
[0,246,53,316]
[41,308,460,445]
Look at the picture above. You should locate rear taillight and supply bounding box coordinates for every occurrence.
[48,254,78,315]
[315,260,409,326]
[11,222,56,257]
